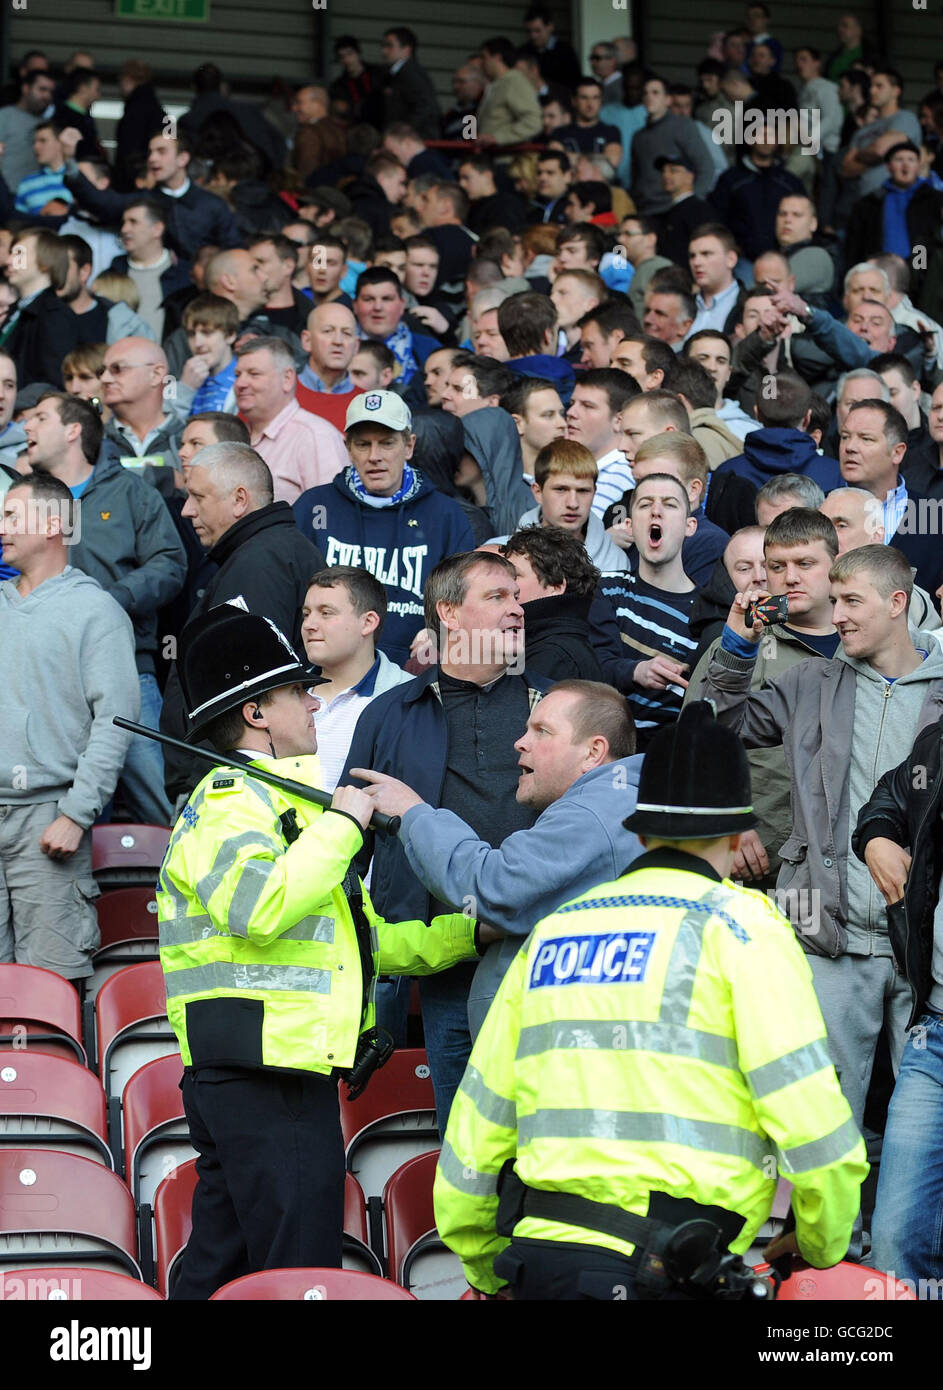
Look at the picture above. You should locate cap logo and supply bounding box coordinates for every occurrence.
[364,393,383,410]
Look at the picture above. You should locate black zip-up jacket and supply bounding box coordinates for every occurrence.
[853,719,943,1027]
[844,182,943,297]
[520,591,605,683]
[159,502,325,799]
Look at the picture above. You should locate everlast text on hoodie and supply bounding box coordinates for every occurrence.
[293,466,475,666]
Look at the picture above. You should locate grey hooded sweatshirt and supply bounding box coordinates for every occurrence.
[495,504,631,571]
[842,640,943,950]
[461,407,534,537]
[0,567,139,827]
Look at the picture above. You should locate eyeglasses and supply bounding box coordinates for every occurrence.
[96,362,159,378]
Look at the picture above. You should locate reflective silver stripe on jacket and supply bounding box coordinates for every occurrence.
[159,873,217,947]
[517,1108,770,1169]
[280,914,335,943]
[195,833,280,907]
[776,1115,862,1175]
[163,960,331,997]
[437,1138,499,1197]
[228,858,276,937]
[744,1039,832,1101]
[460,1065,516,1130]
[515,1018,739,1070]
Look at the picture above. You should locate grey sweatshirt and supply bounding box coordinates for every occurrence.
[490,505,631,572]
[0,567,140,827]
[842,638,943,948]
[399,754,645,1038]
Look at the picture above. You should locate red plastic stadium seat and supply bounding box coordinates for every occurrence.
[92,824,170,890]
[755,1261,917,1301]
[95,962,177,1112]
[210,1268,417,1301]
[88,889,161,1002]
[122,1054,193,1206]
[153,1156,198,1297]
[343,1172,382,1275]
[151,1161,382,1295]
[96,889,162,952]
[0,1266,163,1299]
[0,965,85,1066]
[340,1048,439,1201]
[0,1147,140,1278]
[0,1052,112,1167]
[384,1150,466,1300]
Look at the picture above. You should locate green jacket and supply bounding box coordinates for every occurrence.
[158,754,478,1073]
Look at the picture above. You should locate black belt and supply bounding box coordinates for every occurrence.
[497,1161,744,1251]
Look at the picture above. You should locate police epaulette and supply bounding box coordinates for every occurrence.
[209,768,245,792]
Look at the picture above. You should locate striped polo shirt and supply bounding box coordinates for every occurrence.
[599,570,697,749]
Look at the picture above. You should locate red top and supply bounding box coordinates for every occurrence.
[296,383,362,434]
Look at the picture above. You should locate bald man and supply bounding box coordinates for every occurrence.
[100,336,190,473]
[297,302,363,431]
[820,485,941,630]
[163,248,302,379]
[292,84,346,180]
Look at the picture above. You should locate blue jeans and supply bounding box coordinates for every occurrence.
[419,962,478,1138]
[871,1013,943,1294]
[374,975,411,1048]
[118,673,172,826]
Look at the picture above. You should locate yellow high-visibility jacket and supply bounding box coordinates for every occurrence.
[158,755,477,1073]
[434,850,868,1294]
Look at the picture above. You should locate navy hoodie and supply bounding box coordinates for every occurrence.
[506,354,576,407]
[716,426,843,493]
[293,466,475,665]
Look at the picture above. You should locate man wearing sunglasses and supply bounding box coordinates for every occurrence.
[99,336,189,478]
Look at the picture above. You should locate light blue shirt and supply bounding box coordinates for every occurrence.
[685,278,740,340]
[882,477,909,541]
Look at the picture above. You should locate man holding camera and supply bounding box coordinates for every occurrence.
[157,604,486,1299]
[699,543,943,1231]
[434,702,867,1299]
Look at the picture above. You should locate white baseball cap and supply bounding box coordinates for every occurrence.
[345,390,412,433]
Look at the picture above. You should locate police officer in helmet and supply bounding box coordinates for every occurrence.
[158,603,485,1299]
[434,701,868,1300]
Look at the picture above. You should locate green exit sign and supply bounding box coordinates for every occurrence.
[116,0,210,19]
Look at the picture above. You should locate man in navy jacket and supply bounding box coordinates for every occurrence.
[61,127,240,262]
[293,391,474,665]
[717,368,843,492]
[342,549,552,1129]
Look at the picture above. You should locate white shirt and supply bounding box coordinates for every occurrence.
[161,177,191,199]
[592,447,635,520]
[313,657,383,794]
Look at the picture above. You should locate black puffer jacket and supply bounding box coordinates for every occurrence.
[853,720,943,1027]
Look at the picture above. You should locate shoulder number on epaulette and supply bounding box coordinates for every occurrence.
[208,769,245,795]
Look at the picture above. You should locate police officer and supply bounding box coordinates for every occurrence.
[159,604,484,1299]
[433,702,869,1300]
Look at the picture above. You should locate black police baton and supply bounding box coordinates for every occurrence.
[113,718,401,837]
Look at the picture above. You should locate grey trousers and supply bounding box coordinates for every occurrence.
[809,951,913,1259]
[809,952,913,1133]
[0,802,100,980]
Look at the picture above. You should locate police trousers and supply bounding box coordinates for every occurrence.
[170,1066,345,1300]
[493,1238,672,1302]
